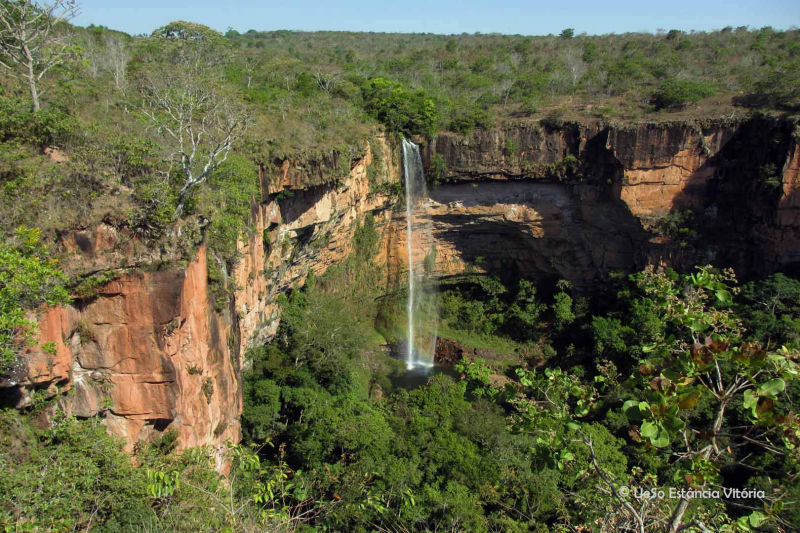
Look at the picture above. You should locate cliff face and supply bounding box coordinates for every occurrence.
[5,243,238,464]
[233,138,398,351]
[6,117,800,455]
[385,181,647,288]
[408,117,800,284]
[2,136,399,458]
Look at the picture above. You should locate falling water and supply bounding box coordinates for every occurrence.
[402,139,438,370]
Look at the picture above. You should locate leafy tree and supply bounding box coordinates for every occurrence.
[506,279,544,339]
[552,281,575,331]
[559,28,575,39]
[153,20,229,44]
[619,266,799,531]
[739,272,800,346]
[361,77,437,137]
[752,58,800,110]
[591,315,635,357]
[448,102,492,134]
[651,77,715,110]
[0,0,79,111]
[0,226,68,373]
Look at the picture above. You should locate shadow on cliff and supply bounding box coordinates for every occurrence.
[662,117,797,277]
[426,178,652,289]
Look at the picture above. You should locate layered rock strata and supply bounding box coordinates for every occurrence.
[3,137,399,457]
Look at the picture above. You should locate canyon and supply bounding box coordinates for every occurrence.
[3,116,799,456]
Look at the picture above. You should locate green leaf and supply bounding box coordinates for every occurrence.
[747,511,767,527]
[641,420,670,447]
[640,420,658,439]
[651,426,670,448]
[743,389,758,418]
[663,414,685,432]
[757,378,785,397]
[622,400,644,422]
[714,289,732,305]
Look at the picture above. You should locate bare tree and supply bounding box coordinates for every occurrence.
[138,70,251,216]
[241,52,263,89]
[103,33,129,90]
[314,69,338,96]
[562,46,587,86]
[0,0,79,111]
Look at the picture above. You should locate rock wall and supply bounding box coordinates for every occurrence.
[6,247,238,463]
[385,181,648,288]
[233,138,399,351]
[2,135,400,459]
[411,117,800,284]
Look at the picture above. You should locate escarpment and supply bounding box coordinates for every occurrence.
[399,117,800,286]
[6,116,800,454]
[1,136,400,457]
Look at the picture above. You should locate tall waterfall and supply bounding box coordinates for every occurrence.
[402,139,438,370]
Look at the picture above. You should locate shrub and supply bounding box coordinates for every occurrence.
[0,411,149,529]
[0,227,69,373]
[427,153,447,185]
[0,93,76,147]
[449,104,492,135]
[650,77,716,110]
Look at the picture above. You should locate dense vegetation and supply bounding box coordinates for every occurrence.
[1,3,800,532]
[236,250,800,531]
[224,26,800,128]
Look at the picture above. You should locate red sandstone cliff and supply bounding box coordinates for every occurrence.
[3,136,399,459]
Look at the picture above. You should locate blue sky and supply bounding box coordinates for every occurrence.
[73,0,800,36]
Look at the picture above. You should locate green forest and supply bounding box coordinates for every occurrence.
[1,1,800,532]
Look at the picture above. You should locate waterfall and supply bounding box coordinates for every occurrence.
[402,139,438,370]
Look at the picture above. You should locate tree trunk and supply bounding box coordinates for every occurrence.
[25,47,40,112]
[174,191,187,217]
[30,79,40,112]
[668,402,728,532]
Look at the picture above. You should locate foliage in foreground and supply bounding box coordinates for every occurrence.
[0,408,314,532]
[0,226,68,373]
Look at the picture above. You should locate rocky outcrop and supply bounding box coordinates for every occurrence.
[233,138,398,350]
[3,135,401,459]
[771,134,800,268]
[6,248,239,461]
[418,117,800,281]
[385,181,647,287]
